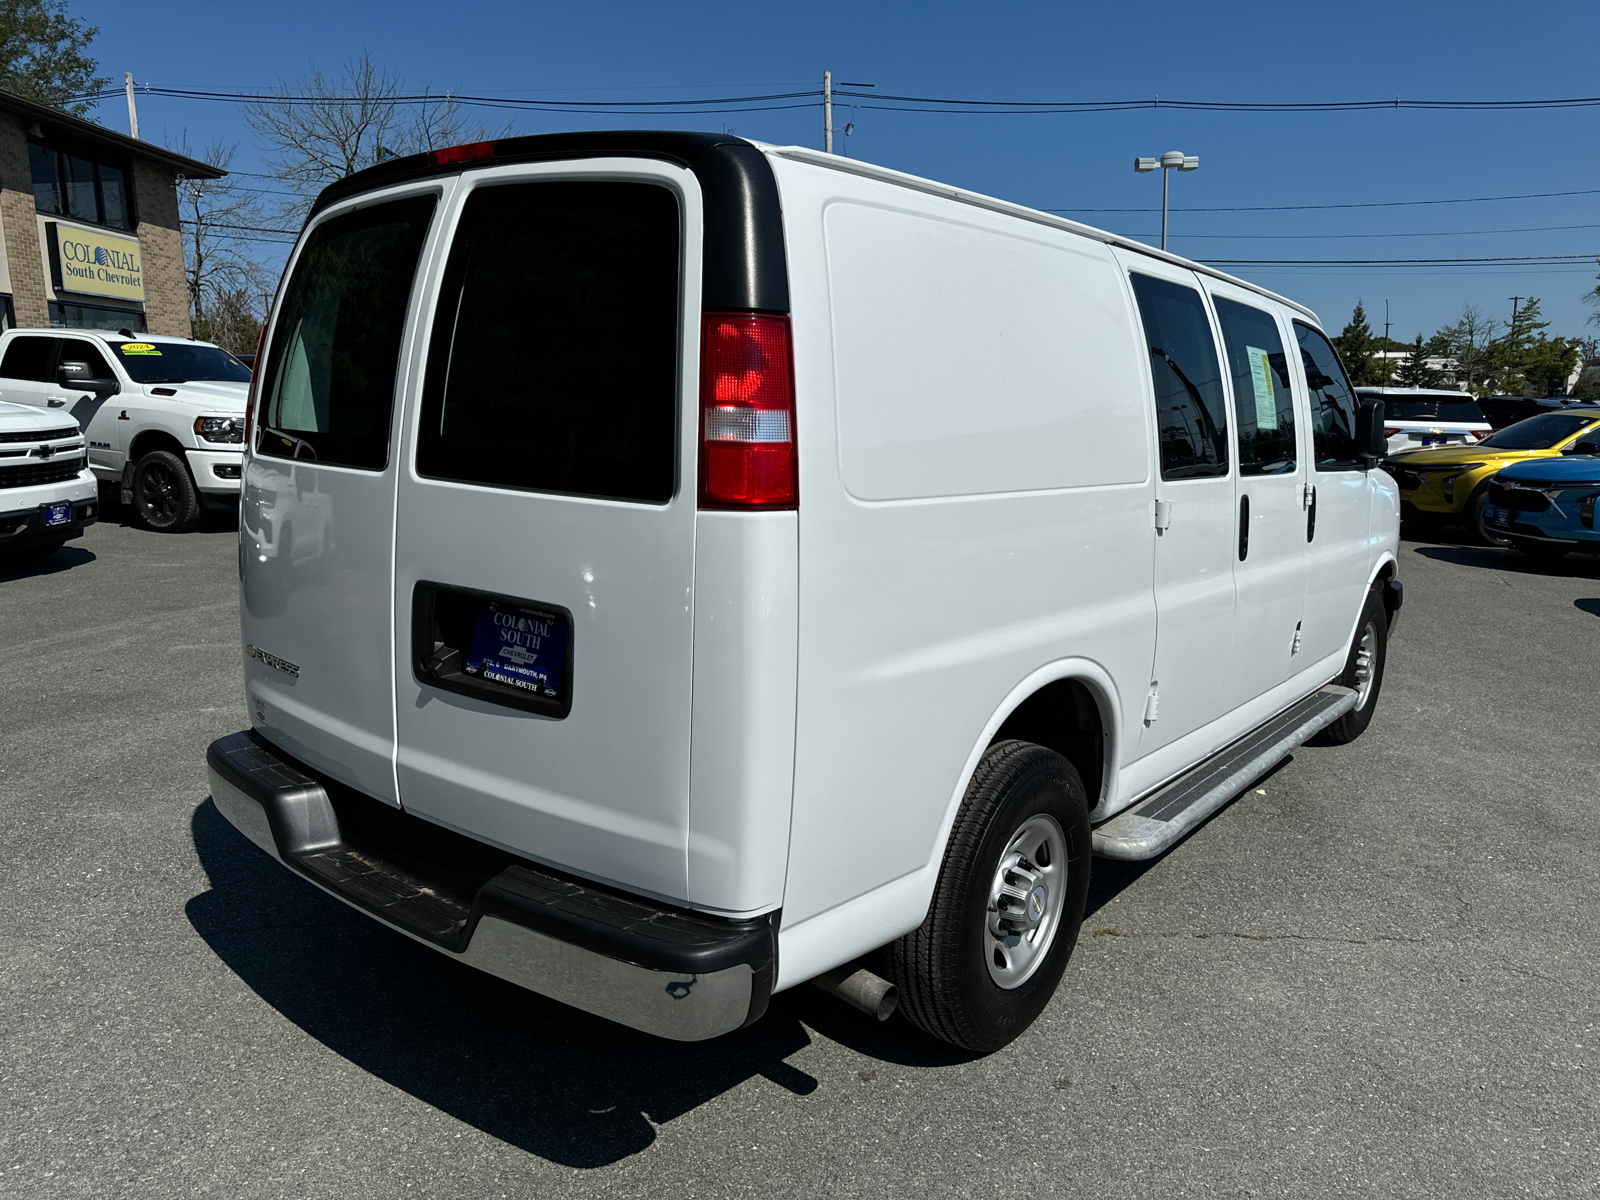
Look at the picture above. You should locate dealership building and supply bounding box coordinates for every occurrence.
[0,88,220,337]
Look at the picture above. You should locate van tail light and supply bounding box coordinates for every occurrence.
[699,312,797,509]
[242,321,269,451]
[427,141,497,166]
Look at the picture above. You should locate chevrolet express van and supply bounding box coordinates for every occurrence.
[207,132,1401,1052]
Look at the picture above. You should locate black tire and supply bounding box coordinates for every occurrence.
[131,450,201,533]
[1470,489,1510,547]
[885,740,1091,1053]
[1514,539,1570,561]
[1312,587,1389,746]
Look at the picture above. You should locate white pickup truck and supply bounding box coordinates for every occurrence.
[0,329,251,532]
[0,398,97,558]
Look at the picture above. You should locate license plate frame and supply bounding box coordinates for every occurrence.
[412,581,575,719]
[42,502,71,527]
[1492,507,1511,527]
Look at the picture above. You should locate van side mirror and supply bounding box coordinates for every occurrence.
[1355,397,1385,461]
[58,361,118,397]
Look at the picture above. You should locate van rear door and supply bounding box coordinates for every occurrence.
[241,188,444,804]
[390,164,701,903]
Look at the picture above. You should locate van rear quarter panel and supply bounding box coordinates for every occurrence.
[772,157,1158,945]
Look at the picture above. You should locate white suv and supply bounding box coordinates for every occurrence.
[0,398,97,558]
[1356,386,1491,455]
[0,329,251,532]
[207,132,1402,1052]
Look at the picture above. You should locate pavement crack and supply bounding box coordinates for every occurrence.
[1087,927,1427,946]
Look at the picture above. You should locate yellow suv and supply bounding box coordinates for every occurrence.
[1383,407,1600,543]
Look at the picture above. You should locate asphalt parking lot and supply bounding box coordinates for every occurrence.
[3,506,1598,1199]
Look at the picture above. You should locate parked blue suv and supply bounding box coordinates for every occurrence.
[1483,441,1600,559]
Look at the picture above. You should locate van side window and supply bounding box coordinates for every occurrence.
[1129,274,1229,479]
[416,181,680,504]
[1,336,57,381]
[1214,298,1296,476]
[1294,323,1361,471]
[257,194,438,470]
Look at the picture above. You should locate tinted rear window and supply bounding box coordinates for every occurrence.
[257,194,437,470]
[1,335,56,382]
[1480,412,1599,450]
[1129,274,1229,480]
[1382,398,1482,422]
[416,181,681,503]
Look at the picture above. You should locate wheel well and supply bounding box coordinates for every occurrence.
[991,678,1106,807]
[1374,560,1400,628]
[127,430,188,466]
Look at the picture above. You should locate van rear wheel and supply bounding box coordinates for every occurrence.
[1312,588,1389,746]
[885,739,1090,1053]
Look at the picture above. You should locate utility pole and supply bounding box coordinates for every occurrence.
[1382,299,1392,383]
[1507,296,1522,337]
[823,70,833,154]
[124,73,139,140]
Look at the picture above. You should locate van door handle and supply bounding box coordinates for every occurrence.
[47,398,65,407]
[1239,494,1250,561]
[1306,484,1317,542]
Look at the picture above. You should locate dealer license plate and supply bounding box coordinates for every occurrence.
[43,502,70,527]
[463,600,568,699]
[1492,507,1511,527]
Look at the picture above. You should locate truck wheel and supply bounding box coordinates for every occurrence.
[1470,490,1509,547]
[1313,588,1388,746]
[132,450,201,533]
[885,740,1090,1053]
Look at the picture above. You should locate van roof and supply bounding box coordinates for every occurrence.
[311,131,1320,325]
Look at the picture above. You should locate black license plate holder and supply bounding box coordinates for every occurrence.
[412,581,574,718]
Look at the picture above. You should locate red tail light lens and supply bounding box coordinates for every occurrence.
[242,321,269,452]
[699,312,797,509]
[427,141,497,166]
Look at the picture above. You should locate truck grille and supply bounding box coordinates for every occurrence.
[0,455,85,489]
[0,426,79,443]
[1488,480,1550,513]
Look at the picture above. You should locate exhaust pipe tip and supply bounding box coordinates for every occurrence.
[809,962,898,1022]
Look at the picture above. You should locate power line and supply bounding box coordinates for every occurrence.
[1199,253,1598,266]
[1122,222,1600,240]
[1047,186,1600,214]
[66,83,1600,117]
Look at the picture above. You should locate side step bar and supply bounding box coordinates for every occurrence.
[1092,684,1358,861]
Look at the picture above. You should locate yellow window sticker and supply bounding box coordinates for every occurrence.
[119,342,161,355]
[1245,345,1277,431]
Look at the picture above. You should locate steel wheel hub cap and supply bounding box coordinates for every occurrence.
[1353,623,1378,710]
[985,813,1068,989]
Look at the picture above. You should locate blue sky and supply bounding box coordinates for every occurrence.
[77,0,1600,342]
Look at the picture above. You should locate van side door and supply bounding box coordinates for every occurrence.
[1292,323,1374,670]
[1208,289,1308,710]
[1117,257,1237,758]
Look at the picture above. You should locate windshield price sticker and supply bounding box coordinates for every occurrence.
[119,343,161,356]
[464,601,567,698]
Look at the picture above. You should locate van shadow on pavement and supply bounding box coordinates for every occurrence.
[186,799,976,1168]
[1411,542,1600,577]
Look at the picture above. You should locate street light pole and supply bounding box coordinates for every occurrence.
[1135,151,1199,251]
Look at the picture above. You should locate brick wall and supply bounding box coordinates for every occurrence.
[132,160,189,338]
[0,114,50,327]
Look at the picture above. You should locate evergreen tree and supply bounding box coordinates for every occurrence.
[1491,297,1549,393]
[1394,335,1442,388]
[1523,334,1579,398]
[0,0,106,115]
[1332,301,1381,386]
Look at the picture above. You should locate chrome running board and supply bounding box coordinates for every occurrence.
[1092,684,1358,861]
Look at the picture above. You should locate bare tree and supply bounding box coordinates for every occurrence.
[245,51,496,221]
[1433,304,1499,395]
[170,136,275,330]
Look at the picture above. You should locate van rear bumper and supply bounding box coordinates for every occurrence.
[205,729,776,1041]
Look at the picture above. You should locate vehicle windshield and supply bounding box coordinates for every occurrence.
[1382,397,1483,422]
[111,341,252,384]
[1480,413,1600,450]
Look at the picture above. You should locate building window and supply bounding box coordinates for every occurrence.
[49,301,146,333]
[29,143,132,232]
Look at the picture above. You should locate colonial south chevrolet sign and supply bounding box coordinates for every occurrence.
[46,223,144,302]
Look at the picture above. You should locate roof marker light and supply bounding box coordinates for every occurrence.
[427,141,498,167]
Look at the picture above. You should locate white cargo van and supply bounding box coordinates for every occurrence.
[207,133,1401,1052]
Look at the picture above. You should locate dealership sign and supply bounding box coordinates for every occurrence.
[47,222,144,302]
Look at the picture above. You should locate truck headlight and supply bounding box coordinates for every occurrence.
[194,416,244,444]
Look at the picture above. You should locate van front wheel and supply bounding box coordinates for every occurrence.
[885,740,1090,1053]
[1312,587,1389,746]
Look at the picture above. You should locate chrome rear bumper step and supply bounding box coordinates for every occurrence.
[1092,684,1358,861]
